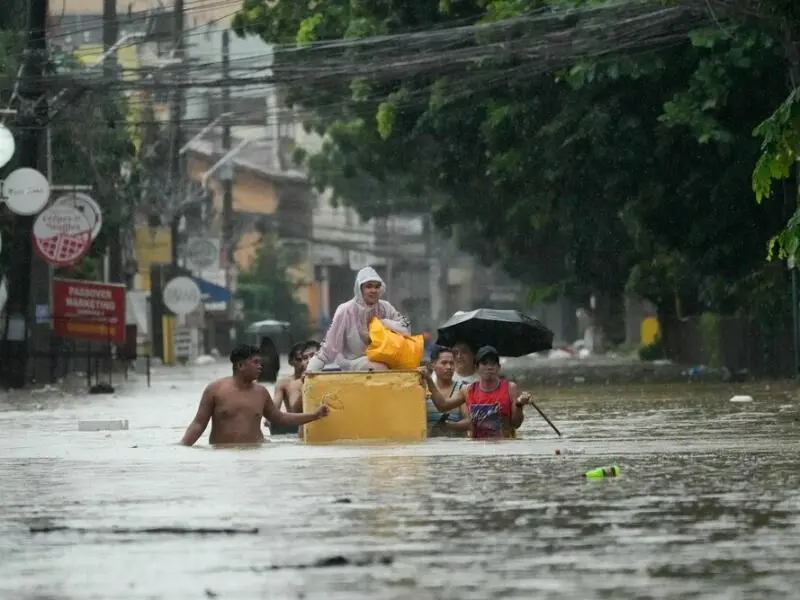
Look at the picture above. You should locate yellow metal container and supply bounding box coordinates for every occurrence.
[301,370,427,443]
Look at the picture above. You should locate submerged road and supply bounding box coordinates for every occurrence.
[1,363,799,599]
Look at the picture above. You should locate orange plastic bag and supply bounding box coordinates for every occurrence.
[366,318,424,370]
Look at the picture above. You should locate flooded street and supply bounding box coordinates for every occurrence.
[1,364,800,599]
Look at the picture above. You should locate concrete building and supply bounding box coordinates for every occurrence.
[50,0,234,23]
[48,1,535,344]
[183,132,315,301]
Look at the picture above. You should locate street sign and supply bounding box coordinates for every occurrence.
[173,326,193,359]
[51,278,126,344]
[184,237,219,271]
[32,203,92,267]
[0,124,14,168]
[53,192,102,239]
[1,167,49,215]
[162,276,202,316]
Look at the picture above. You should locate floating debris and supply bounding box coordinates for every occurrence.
[584,465,621,479]
[88,383,115,395]
[29,525,259,535]
[258,554,394,571]
[729,395,754,403]
[78,419,129,432]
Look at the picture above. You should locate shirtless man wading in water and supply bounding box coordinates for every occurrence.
[272,340,319,412]
[180,344,329,446]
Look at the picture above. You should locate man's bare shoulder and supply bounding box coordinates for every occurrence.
[275,376,293,391]
[207,377,234,393]
[288,378,303,392]
[253,383,272,396]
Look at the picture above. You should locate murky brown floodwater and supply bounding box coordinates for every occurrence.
[1,363,799,599]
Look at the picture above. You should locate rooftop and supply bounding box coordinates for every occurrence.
[185,130,307,185]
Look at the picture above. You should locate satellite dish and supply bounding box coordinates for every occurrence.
[0,124,14,169]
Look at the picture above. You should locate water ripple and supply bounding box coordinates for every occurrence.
[1,368,799,598]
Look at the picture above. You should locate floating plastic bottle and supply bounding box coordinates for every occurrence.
[584,464,621,479]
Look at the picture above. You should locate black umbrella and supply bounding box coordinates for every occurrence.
[435,308,554,357]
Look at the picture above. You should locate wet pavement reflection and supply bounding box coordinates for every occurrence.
[1,364,799,599]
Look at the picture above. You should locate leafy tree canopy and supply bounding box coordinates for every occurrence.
[234,0,795,321]
[0,16,155,283]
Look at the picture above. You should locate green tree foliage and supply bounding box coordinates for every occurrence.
[236,233,311,340]
[47,53,139,280]
[0,14,142,284]
[0,0,26,284]
[695,1,800,265]
[234,0,795,322]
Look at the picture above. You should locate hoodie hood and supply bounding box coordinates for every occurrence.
[354,266,385,306]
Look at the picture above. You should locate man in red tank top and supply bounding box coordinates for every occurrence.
[422,345,531,439]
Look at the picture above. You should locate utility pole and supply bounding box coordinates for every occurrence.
[426,214,442,330]
[102,0,118,80]
[0,0,48,388]
[168,0,185,266]
[103,0,122,283]
[151,0,184,361]
[221,29,234,312]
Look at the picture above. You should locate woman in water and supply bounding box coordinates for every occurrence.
[306,266,411,372]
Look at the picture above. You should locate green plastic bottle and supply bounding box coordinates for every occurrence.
[584,464,621,479]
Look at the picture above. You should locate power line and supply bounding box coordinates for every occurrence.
[0,0,723,139]
[10,0,724,91]
[9,0,242,39]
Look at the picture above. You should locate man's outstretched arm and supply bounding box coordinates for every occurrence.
[180,384,215,446]
[263,387,328,426]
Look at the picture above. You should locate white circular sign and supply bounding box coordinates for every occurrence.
[33,203,92,239]
[163,276,202,316]
[0,124,15,169]
[2,167,49,215]
[32,204,92,267]
[185,238,219,270]
[53,192,102,239]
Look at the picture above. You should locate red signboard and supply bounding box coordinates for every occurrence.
[52,278,126,344]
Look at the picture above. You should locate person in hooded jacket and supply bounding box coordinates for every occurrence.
[306,266,411,372]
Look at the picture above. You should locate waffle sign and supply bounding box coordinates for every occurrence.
[52,278,126,344]
[32,204,92,267]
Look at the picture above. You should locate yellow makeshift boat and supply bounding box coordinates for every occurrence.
[301,370,427,444]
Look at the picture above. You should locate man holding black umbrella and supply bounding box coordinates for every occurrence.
[422,345,531,440]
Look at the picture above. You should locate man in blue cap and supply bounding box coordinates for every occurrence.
[421,345,531,439]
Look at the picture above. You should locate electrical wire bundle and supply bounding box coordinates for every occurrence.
[1,0,734,130]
